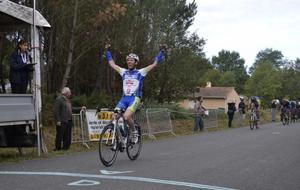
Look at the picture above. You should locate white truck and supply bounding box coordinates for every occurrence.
[0,94,37,147]
[0,0,51,151]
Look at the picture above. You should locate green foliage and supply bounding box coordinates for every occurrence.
[219,71,236,87]
[71,91,114,109]
[200,69,221,86]
[143,100,194,120]
[211,50,248,93]
[41,94,56,126]
[4,0,300,112]
[278,68,300,100]
[250,48,285,73]
[294,58,300,71]
[41,91,114,127]
[32,0,209,105]
[245,61,281,107]
[86,91,115,109]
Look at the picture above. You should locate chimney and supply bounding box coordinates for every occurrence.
[206,81,212,87]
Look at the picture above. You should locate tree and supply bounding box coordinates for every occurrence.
[41,0,127,93]
[2,0,210,105]
[245,61,281,107]
[219,71,235,87]
[211,50,248,92]
[250,48,285,73]
[278,68,300,100]
[200,69,221,86]
[292,58,300,72]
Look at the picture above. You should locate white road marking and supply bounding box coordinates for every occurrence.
[68,179,100,186]
[100,169,133,175]
[0,171,238,190]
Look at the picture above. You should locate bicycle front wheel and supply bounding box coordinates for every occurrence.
[126,124,142,160]
[99,124,119,167]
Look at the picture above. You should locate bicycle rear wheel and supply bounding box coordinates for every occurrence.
[126,123,142,160]
[99,124,119,166]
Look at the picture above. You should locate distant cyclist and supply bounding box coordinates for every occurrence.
[271,99,279,122]
[280,100,290,122]
[297,102,300,120]
[290,100,298,122]
[104,44,166,137]
[249,96,260,129]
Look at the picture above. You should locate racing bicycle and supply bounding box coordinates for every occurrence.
[97,108,142,166]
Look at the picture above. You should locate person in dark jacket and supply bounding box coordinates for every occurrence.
[227,101,237,128]
[9,39,34,93]
[53,87,85,151]
[238,97,246,120]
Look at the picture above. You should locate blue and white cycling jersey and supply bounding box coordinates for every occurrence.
[117,68,149,98]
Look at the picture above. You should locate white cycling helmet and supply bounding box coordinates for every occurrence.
[126,53,139,63]
[273,99,280,105]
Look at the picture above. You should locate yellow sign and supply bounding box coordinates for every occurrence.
[89,133,101,140]
[85,110,123,141]
[97,111,113,120]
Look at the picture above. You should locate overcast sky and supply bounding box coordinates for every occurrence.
[187,0,300,68]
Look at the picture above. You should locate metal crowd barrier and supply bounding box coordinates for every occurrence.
[71,108,245,147]
[146,108,175,139]
[71,110,90,148]
[71,109,150,147]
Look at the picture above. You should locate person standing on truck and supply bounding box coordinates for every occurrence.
[53,87,86,151]
[9,39,34,93]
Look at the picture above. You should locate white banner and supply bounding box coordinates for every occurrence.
[85,109,124,141]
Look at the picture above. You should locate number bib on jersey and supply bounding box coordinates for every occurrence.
[123,78,139,96]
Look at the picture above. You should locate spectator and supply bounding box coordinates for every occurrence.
[227,101,236,128]
[271,99,278,122]
[238,96,246,120]
[193,96,206,132]
[53,87,85,151]
[9,39,34,93]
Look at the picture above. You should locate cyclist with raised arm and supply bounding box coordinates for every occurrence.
[104,44,166,141]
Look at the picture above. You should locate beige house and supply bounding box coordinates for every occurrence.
[179,83,241,112]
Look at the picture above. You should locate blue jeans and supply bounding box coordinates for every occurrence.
[194,115,204,131]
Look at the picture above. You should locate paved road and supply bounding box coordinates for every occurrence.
[1,122,300,190]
